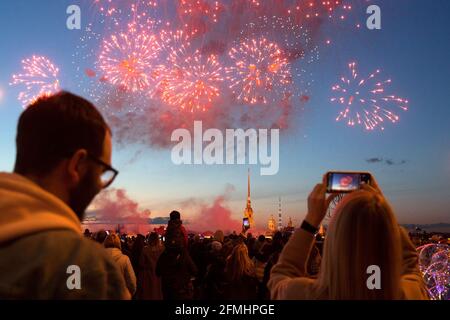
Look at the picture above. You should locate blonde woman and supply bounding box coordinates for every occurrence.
[104,233,137,297]
[268,176,429,300]
[224,243,259,300]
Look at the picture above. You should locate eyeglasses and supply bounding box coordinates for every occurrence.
[62,150,119,189]
[87,154,119,189]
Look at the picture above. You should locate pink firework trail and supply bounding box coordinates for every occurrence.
[178,0,222,23]
[177,0,225,36]
[330,62,409,131]
[226,37,291,105]
[10,55,60,107]
[99,27,161,93]
[287,0,352,21]
[93,0,158,17]
[159,49,224,112]
[93,0,118,16]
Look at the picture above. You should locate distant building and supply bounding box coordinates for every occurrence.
[284,217,295,233]
[267,215,276,234]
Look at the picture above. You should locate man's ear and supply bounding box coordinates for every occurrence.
[66,149,88,186]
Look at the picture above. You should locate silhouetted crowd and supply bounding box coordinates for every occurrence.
[83,211,448,300]
[82,210,318,300]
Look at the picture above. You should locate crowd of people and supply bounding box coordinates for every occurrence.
[82,213,306,300]
[0,91,433,300]
[83,212,444,300]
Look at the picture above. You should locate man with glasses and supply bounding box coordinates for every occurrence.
[0,91,128,299]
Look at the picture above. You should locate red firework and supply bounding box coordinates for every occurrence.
[330,62,409,131]
[158,49,224,112]
[10,55,60,107]
[226,37,291,105]
[98,27,161,92]
[177,0,225,35]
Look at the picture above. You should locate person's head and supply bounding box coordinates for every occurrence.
[169,210,181,221]
[272,231,284,251]
[95,230,108,244]
[211,240,223,253]
[148,232,160,247]
[14,91,116,221]
[316,190,402,300]
[104,233,122,250]
[132,234,146,252]
[214,230,224,243]
[258,235,266,242]
[226,243,254,281]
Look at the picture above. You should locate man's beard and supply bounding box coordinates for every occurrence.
[68,168,101,221]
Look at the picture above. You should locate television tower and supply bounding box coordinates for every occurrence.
[278,197,283,231]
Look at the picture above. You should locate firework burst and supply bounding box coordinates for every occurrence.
[158,49,224,112]
[330,62,409,131]
[242,15,319,101]
[99,27,161,93]
[226,37,291,105]
[150,29,192,96]
[10,55,60,107]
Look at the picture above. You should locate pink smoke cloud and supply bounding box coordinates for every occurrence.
[86,188,152,234]
[179,185,242,234]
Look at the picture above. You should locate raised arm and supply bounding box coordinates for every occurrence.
[268,181,335,299]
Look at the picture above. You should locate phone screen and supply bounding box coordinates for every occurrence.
[327,172,371,193]
[243,218,250,228]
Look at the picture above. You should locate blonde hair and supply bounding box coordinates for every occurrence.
[104,233,122,250]
[214,230,224,243]
[226,243,255,282]
[314,190,402,300]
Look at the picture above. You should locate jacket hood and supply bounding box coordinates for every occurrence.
[0,172,81,244]
[106,247,124,259]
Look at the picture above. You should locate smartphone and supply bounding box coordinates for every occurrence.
[326,171,372,193]
[243,218,250,229]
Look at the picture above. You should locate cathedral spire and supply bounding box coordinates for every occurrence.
[247,168,251,203]
[244,168,254,227]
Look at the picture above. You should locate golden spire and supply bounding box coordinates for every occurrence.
[244,168,254,227]
[247,168,251,207]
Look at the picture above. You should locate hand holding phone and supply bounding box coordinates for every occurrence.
[326,171,372,193]
[242,218,250,231]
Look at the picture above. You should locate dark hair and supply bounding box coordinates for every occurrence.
[14,91,110,176]
[148,232,159,246]
[96,230,108,244]
[169,210,181,221]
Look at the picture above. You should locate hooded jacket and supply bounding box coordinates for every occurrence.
[0,173,129,299]
[105,247,136,296]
